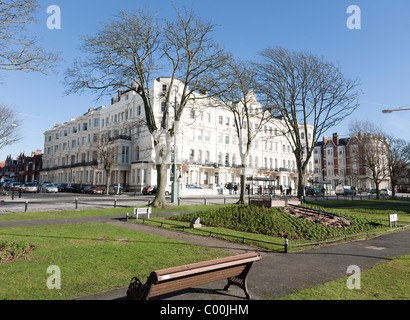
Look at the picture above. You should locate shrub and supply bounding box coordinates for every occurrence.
[169,205,388,241]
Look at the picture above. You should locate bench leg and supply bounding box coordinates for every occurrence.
[223,263,253,300]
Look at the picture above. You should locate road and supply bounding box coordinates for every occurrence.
[0,191,409,213]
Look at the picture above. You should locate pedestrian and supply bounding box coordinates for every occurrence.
[233,184,238,194]
[289,186,292,195]
[280,185,283,195]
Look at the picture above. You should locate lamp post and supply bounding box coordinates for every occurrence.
[171,88,178,204]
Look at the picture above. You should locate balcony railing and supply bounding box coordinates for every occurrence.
[108,135,131,142]
[40,160,98,172]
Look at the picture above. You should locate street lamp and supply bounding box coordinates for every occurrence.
[171,88,179,204]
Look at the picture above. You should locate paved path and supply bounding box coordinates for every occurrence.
[74,221,410,300]
[1,212,409,300]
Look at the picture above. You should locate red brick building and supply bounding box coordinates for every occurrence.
[0,150,43,183]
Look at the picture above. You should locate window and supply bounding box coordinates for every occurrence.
[122,146,129,163]
[162,84,167,92]
[205,151,210,162]
[218,133,222,144]
[135,146,140,161]
[204,130,210,142]
[225,135,229,144]
[197,130,202,141]
[161,102,166,112]
[218,115,223,125]
[190,109,195,119]
[225,117,230,126]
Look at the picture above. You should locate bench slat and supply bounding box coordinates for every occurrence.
[155,252,260,280]
[155,256,259,281]
[149,265,248,297]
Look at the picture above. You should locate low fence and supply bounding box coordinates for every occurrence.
[136,216,410,254]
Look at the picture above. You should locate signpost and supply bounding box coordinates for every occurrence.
[389,214,398,228]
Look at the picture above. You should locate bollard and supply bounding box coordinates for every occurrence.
[19,189,22,198]
[12,190,14,200]
[25,200,28,212]
[204,198,207,205]
[75,198,78,209]
[126,212,129,221]
[285,198,288,207]
[178,197,181,206]
[114,198,117,208]
[284,238,288,254]
[224,197,227,204]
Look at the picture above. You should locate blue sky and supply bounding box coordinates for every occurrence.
[1,0,409,160]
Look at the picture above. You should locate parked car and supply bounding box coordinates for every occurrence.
[185,184,202,189]
[10,182,23,191]
[305,187,323,197]
[370,189,377,194]
[108,184,123,195]
[82,186,103,195]
[22,182,38,193]
[2,181,14,190]
[142,185,172,195]
[380,188,392,196]
[44,183,58,193]
[335,185,356,196]
[56,183,68,192]
[142,185,156,195]
[66,184,82,193]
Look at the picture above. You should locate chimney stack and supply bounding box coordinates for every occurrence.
[333,133,339,145]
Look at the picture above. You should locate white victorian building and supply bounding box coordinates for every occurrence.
[40,78,314,194]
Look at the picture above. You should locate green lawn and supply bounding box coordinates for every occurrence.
[0,223,229,300]
[0,200,409,300]
[279,254,410,300]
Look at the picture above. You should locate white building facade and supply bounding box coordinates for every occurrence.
[40,78,314,194]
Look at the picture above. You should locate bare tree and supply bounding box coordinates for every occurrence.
[385,134,410,199]
[64,7,227,208]
[349,121,390,199]
[255,47,361,198]
[211,56,272,203]
[0,0,60,74]
[0,104,21,150]
[95,131,116,195]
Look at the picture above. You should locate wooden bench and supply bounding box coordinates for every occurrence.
[126,207,152,220]
[126,252,261,300]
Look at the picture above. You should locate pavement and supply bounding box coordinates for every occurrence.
[1,207,409,301]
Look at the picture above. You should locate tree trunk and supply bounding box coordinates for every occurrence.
[297,166,306,199]
[238,172,247,204]
[151,163,170,208]
[375,182,380,200]
[105,171,111,195]
[390,179,396,200]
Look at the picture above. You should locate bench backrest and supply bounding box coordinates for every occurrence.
[146,252,260,298]
[135,207,151,214]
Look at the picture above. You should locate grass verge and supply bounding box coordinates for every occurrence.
[278,254,410,300]
[0,223,230,300]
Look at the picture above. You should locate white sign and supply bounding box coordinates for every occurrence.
[389,214,398,222]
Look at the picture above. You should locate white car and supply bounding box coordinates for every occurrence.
[22,182,38,193]
[380,188,392,196]
[44,184,58,193]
